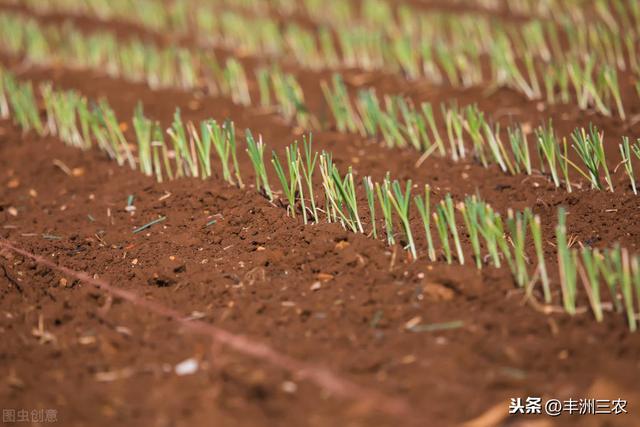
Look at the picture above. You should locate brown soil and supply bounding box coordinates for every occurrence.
[1,3,640,427]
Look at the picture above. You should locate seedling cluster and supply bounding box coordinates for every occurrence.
[1,7,640,196]
[8,0,638,119]
[3,62,639,329]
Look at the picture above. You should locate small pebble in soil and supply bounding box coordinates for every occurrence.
[78,335,96,346]
[316,273,333,282]
[281,381,297,394]
[401,355,416,365]
[334,240,350,250]
[115,326,132,336]
[175,358,199,376]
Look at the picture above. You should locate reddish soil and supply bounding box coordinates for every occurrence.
[1,3,640,427]
[3,114,640,427]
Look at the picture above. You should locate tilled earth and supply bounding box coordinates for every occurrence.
[1,3,640,427]
[2,122,640,427]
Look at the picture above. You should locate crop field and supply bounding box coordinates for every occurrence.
[1,0,640,426]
